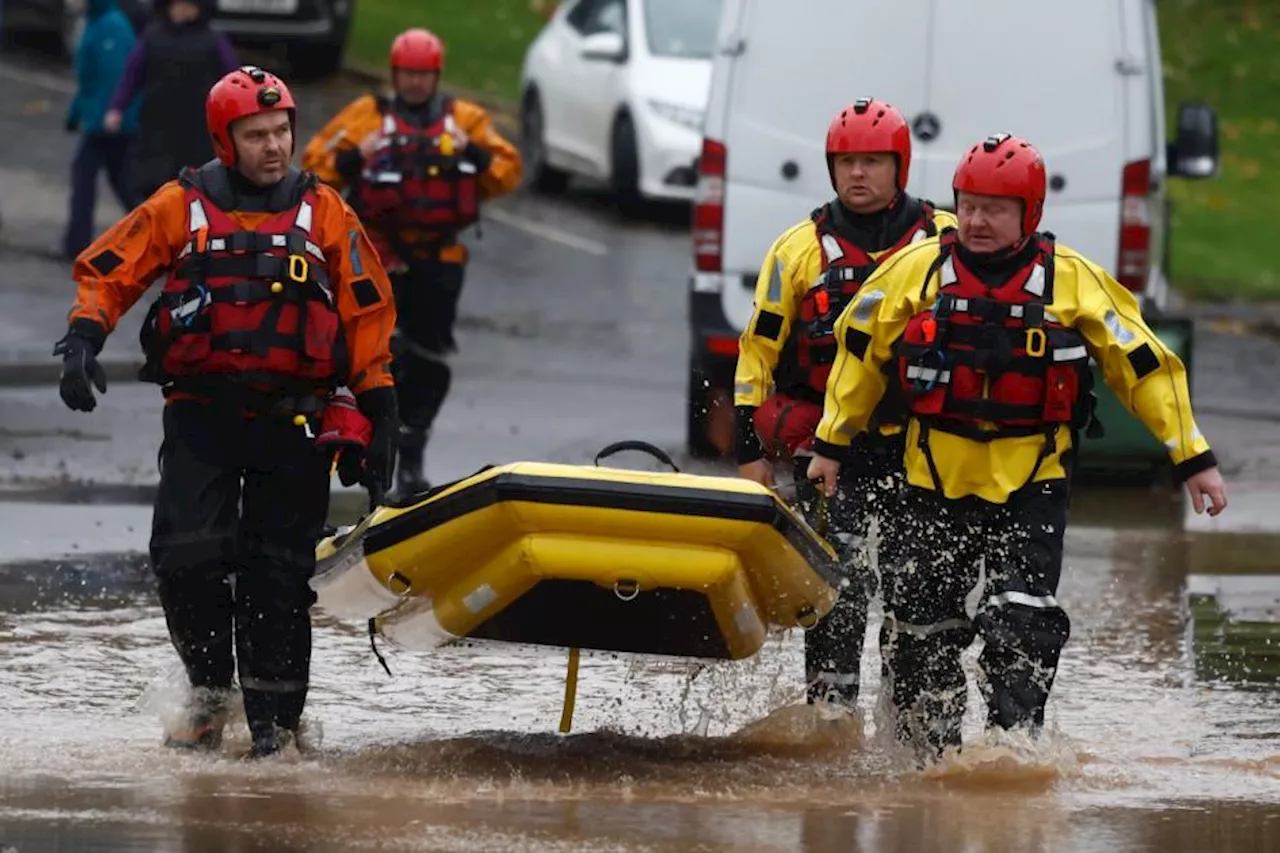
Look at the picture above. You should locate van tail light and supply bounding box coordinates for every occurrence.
[694,138,726,272]
[1117,159,1151,293]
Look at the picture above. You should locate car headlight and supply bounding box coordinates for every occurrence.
[648,100,704,132]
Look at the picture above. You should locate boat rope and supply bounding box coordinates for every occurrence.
[368,617,393,677]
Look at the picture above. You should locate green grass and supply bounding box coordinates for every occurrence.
[1159,0,1280,301]
[347,0,548,107]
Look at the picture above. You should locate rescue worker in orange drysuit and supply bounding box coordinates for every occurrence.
[53,65,399,758]
[733,99,955,709]
[807,133,1229,761]
[302,27,522,495]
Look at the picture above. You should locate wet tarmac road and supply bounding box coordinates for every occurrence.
[2,44,1280,853]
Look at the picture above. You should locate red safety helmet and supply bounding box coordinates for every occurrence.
[952,133,1046,235]
[206,65,297,168]
[825,98,912,191]
[390,28,445,72]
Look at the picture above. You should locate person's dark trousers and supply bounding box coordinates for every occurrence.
[63,132,137,259]
[148,399,333,742]
[877,475,1072,761]
[799,431,906,707]
[389,254,466,490]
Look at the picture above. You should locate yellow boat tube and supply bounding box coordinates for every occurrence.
[312,442,841,661]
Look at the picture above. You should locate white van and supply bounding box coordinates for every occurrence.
[685,0,1219,460]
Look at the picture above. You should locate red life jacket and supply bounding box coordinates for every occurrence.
[897,231,1096,485]
[354,95,481,236]
[775,202,939,404]
[142,165,346,392]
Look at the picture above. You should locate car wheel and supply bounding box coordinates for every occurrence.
[686,359,731,459]
[521,90,570,193]
[287,41,346,81]
[610,112,642,210]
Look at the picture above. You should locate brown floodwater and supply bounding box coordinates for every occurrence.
[1,485,1278,852]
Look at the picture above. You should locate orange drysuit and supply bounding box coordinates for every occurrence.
[68,169,397,398]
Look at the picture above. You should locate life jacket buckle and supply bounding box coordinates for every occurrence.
[1025,327,1047,358]
[287,254,309,284]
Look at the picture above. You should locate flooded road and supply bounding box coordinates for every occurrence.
[1,486,1278,853]
[2,35,1280,853]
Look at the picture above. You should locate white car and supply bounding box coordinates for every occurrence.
[518,0,724,204]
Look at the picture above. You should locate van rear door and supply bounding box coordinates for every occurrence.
[916,0,1128,274]
[720,0,931,279]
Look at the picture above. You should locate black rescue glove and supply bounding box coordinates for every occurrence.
[52,320,108,412]
[355,387,399,505]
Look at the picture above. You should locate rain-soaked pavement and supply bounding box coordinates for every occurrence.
[2,42,1280,853]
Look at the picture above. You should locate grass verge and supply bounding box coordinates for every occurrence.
[1159,0,1280,302]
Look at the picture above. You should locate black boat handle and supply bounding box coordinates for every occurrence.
[594,440,681,473]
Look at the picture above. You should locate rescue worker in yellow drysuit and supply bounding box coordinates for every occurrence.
[808,133,1228,761]
[734,98,955,709]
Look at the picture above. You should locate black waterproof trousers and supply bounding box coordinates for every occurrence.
[878,477,1072,758]
[796,432,907,707]
[149,400,332,740]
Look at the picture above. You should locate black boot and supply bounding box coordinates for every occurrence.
[163,686,232,753]
[394,425,431,497]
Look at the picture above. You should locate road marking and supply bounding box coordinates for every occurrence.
[0,61,74,94]
[483,206,610,257]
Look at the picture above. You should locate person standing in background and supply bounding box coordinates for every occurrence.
[101,0,237,202]
[62,0,140,260]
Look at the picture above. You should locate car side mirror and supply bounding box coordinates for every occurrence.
[1168,101,1219,179]
[580,31,626,63]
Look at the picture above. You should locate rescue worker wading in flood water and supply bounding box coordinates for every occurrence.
[808,133,1229,761]
[53,65,399,758]
[734,99,955,710]
[302,27,522,495]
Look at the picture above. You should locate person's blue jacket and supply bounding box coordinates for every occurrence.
[66,0,139,135]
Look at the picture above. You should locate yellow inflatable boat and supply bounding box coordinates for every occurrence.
[312,442,841,661]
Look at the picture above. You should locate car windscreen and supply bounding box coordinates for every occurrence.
[644,0,723,60]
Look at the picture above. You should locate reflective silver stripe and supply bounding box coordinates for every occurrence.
[294,200,314,233]
[854,289,885,321]
[988,591,1060,610]
[767,258,783,302]
[910,227,928,243]
[178,243,192,259]
[810,671,858,687]
[734,382,756,397]
[1044,310,1061,323]
[188,199,209,232]
[939,256,957,286]
[886,614,970,637]
[952,297,970,312]
[1009,304,1025,318]
[239,676,308,693]
[208,238,227,251]
[1053,345,1088,362]
[906,365,950,384]
[372,171,403,183]
[305,240,326,262]
[271,234,287,247]
[1023,264,1046,297]
[821,233,844,262]
[382,113,396,135]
